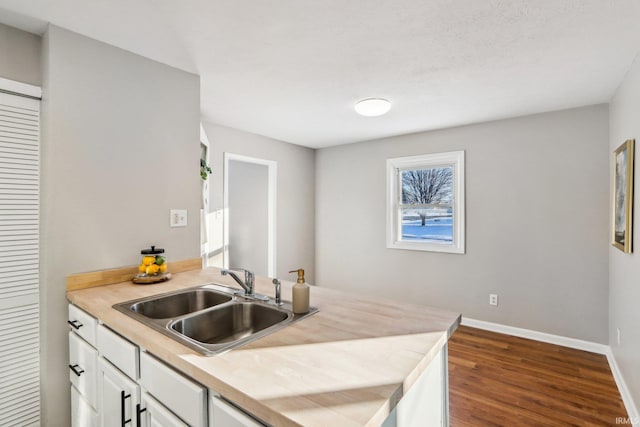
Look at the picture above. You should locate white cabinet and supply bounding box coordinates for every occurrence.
[97,324,139,379]
[68,303,266,427]
[68,304,98,347]
[139,392,188,427]
[69,303,197,427]
[139,351,206,427]
[69,304,99,427]
[69,331,98,408]
[210,397,263,427]
[95,323,141,427]
[381,347,447,427]
[98,356,140,427]
[71,385,98,427]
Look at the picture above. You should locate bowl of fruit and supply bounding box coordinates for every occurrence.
[133,245,170,284]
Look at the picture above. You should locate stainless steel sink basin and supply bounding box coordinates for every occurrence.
[170,302,290,344]
[130,288,232,319]
[113,283,317,355]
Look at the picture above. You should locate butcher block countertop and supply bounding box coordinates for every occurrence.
[67,267,461,427]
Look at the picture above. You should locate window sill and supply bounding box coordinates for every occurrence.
[386,240,465,254]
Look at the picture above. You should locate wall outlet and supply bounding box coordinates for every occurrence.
[170,209,187,227]
[489,293,498,306]
[617,328,621,345]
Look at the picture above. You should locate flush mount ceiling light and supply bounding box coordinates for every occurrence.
[354,98,391,117]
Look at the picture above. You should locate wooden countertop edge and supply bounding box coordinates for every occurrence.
[366,312,460,427]
[66,257,203,291]
[66,268,460,427]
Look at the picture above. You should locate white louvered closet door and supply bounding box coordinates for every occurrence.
[0,88,40,427]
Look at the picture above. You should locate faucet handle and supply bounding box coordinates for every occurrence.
[272,278,282,305]
[245,270,254,282]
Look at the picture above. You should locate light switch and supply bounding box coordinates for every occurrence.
[170,209,187,227]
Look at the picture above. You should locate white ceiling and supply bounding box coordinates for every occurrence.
[1,0,640,148]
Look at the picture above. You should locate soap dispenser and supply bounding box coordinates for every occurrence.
[289,269,310,314]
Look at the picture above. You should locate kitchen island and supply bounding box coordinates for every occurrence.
[67,266,460,426]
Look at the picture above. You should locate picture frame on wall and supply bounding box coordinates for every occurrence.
[612,139,634,253]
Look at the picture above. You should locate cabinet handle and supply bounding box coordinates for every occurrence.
[68,364,84,377]
[121,390,132,426]
[67,320,83,330]
[136,403,147,426]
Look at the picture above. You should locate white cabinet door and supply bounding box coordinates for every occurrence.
[71,386,98,427]
[139,392,188,427]
[98,357,140,427]
[69,331,98,409]
[210,396,263,427]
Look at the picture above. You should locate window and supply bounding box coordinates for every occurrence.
[387,151,465,253]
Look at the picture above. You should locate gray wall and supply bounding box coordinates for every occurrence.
[609,54,640,413]
[41,25,201,426]
[228,160,269,276]
[316,105,609,343]
[203,122,315,282]
[0,22,41,86]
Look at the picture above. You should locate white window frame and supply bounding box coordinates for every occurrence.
[386,151,465,254]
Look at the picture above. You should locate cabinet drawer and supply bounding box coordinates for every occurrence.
[210,396,264,427]
[68,304,98,347]
[139,351,207,427]
[71,385,98,427]
[69,332,98,408]
[97,324,139,379]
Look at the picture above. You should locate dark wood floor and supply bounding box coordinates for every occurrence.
[448,326,628,426]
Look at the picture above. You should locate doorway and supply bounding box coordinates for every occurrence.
[223,153,277,277]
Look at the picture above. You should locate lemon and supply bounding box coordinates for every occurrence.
[138,264,146,273]
[142,256,156,266]
[159,263,167,273]
[146,264,160,275]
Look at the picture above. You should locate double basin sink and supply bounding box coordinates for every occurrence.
[113,283,318,355]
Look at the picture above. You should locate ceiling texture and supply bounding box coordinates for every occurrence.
[1,0,640,148]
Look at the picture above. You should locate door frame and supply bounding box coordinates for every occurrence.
[223,153,277,277]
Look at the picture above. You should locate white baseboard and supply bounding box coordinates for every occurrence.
[461,317,639,425]
[461,317,608,354]
[605,348,640,426]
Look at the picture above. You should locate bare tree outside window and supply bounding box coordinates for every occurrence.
[401,167,453,226]
[387,151,465,253]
